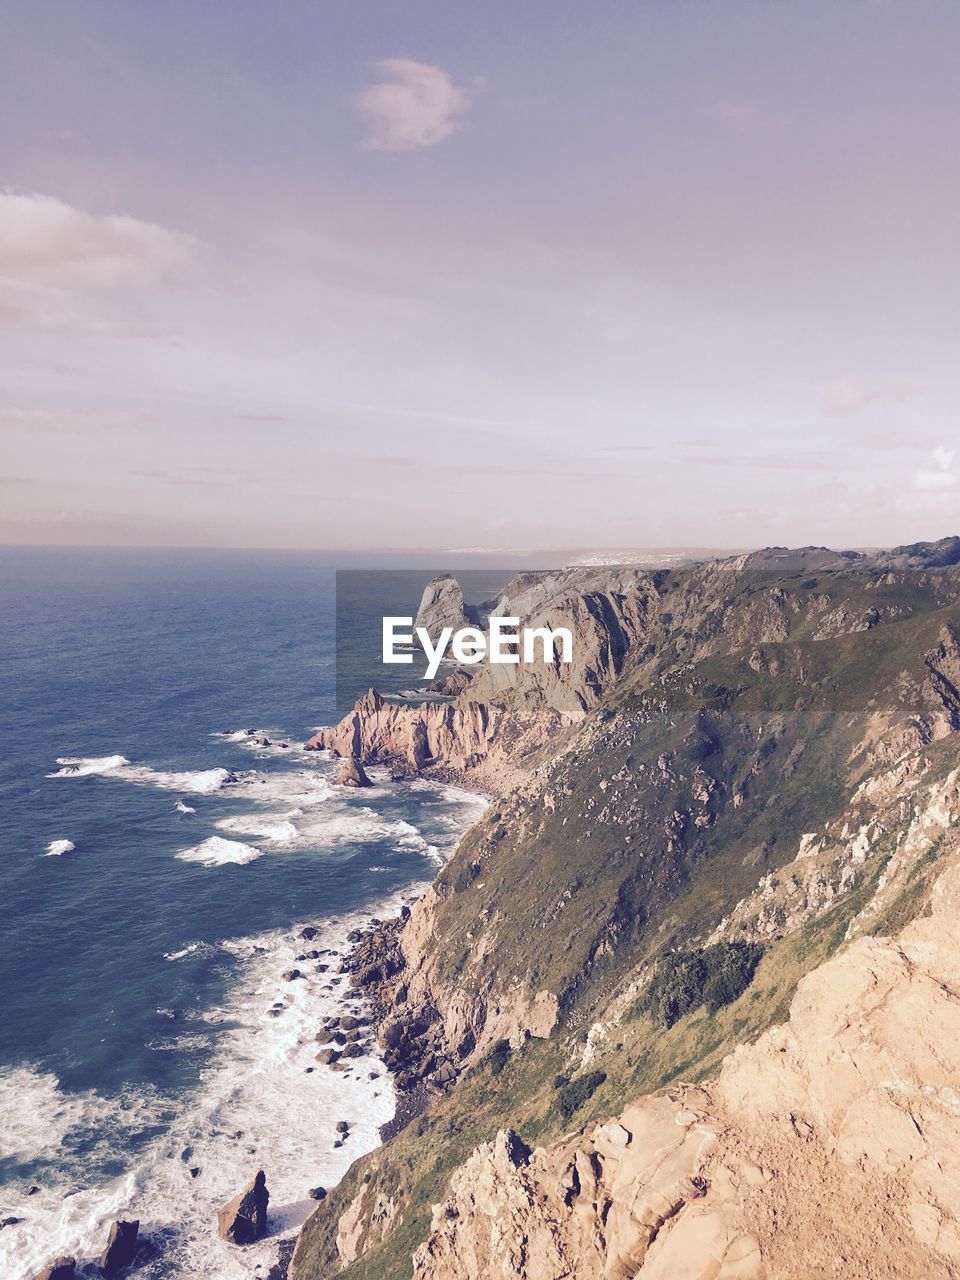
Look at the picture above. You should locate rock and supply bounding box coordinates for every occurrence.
[217,1170,269,1245]
[340,1014,359,1030]
[1,1216,23,1228]
[282,969,303,981]
[336,1120,350,1134]
[99,1218,139,1274]
[26,1184,41,1195]
[336,757,373,788]
[414,575,475,641]
[316,1048,340,1064]
[309,1186,327,1201]
[29,1259,77,1280]
[298,927,318,941]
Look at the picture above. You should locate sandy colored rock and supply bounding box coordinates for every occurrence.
[217,1169,269,1245]
[335,756,373,787]
[412,858,960,1280]
[29,1260,77,1280]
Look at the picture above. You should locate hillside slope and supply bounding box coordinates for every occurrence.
[292,542,960,1280]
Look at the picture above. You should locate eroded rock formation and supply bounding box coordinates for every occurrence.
[217,1170,269,1245]
[413,857,960,1279]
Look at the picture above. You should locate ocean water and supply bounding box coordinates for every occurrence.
[0,549,486,1279]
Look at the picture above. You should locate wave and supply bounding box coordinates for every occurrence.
[47,754,129,778]
[49,755,233,795]
[0,907,404,1278]
[44,838,76,857]
[175,836,262,868]
[175,800,196,814]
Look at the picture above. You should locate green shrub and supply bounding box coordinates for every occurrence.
[556,1070,606,1121]
[643,941,763,1028]
[453,861,481,894]
[486,1039,511,1076]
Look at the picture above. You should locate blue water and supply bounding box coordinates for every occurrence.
[0,548,484,1278]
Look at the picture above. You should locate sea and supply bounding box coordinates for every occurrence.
[0,548,487,1279]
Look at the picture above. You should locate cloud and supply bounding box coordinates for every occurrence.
[0,191,198,289]
[356,59,478,152]
[823,376,920,417]
[0,191,199,330]
[913,445,956,491]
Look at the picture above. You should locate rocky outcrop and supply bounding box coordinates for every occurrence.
[99,1218,139,1274]
[29,1260,77,1280]
[413,855,960,1280]
[217,1170,269,1245]
[335,756,373,787]
[414,575,477,639]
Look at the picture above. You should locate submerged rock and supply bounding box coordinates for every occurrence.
[217,1170,269,1245]
[336,756,373,788]
[99,1218,139,1274]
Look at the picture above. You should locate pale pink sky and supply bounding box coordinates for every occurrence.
[1,0,958,550]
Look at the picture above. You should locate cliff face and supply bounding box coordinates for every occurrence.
[292,543,960,1280]
[413,854,960,1280]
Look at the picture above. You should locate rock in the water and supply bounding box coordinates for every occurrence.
[29,1259,77,1280]
[281,969,303,981]
[335,757,373,788]
[309,1186,327,1201]
[99,1218,139,1274]
[217,1170,269,1245]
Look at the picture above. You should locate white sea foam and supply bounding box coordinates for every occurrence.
[0,909,404,1279]
[47,754,129,778]
[174,800,195,814]
[49,755,233,795]
[44,838,76,857]
[18,737,484,1276]
[175,836,262,867]
[215,810,302,842]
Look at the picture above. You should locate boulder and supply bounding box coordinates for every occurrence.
[309,1186,327,1201]
[217,1170,269,1245]
[281,969,303,981]
[99,1218,139,1274]
[336,757,373,788]
[29,1259,77,1280]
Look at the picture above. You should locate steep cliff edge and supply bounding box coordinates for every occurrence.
[412,852,960,1279]
[291,544,960,1280]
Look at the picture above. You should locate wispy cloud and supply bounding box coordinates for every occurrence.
[356,59,479,152]
[913,445,956,491]
[0,190,199,330]
[823,376,920,417]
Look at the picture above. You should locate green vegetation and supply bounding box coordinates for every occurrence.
[641,941,764,1029]
[555,1070,606,1121]
[485,1038,511,1076]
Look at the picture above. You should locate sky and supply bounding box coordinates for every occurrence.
[1,0,959,552]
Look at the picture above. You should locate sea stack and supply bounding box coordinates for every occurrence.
[335,756,373,788]
[217,1169,269,1245]
[99,1218,139,1274]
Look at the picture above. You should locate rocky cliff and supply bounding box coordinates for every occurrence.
[292,541,960,1280]
[412,851,960,1280]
